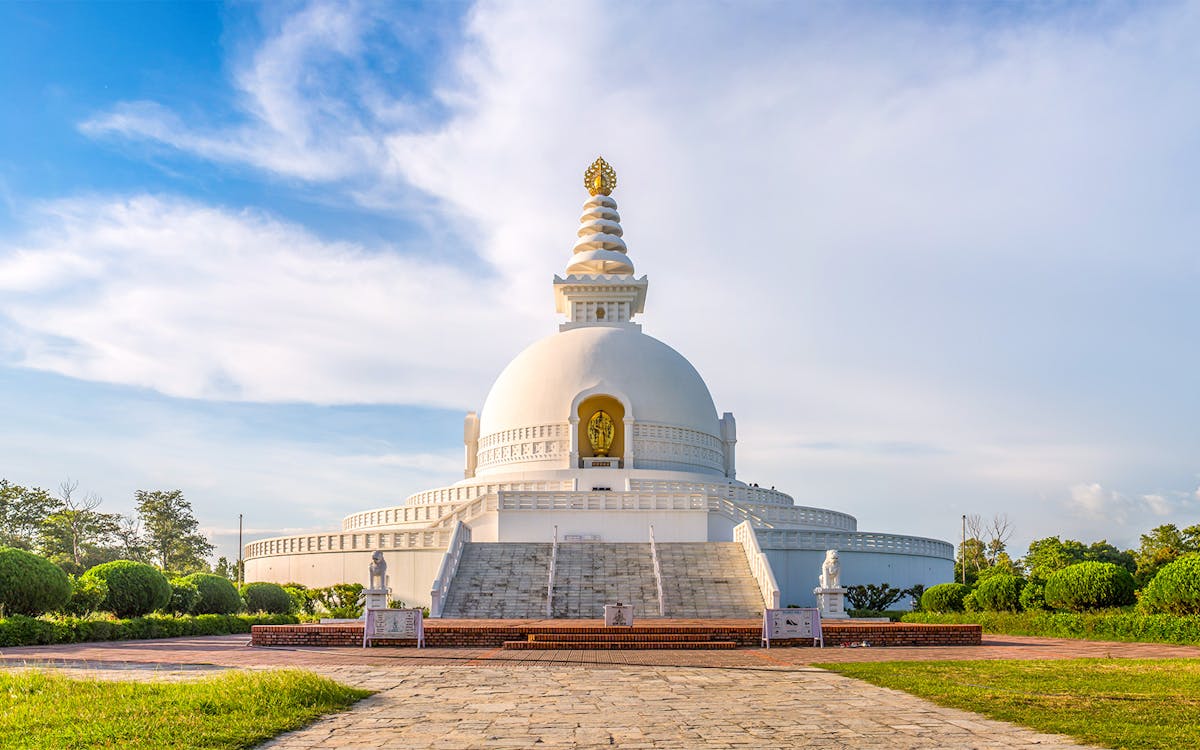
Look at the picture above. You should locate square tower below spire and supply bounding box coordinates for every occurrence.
[553,274,648,331]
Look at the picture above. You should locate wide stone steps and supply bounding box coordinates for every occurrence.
[440,541,766,620]
[439,542,552,619]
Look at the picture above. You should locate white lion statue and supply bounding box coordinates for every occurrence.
[819,549,841,589]
[368,550,388,590]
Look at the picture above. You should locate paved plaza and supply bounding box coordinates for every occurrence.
[5,635,1198,748]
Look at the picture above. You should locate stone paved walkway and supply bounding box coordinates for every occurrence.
[5,634,1188,748]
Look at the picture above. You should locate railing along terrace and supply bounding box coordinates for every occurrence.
[498,492,710,512]
[649,524,665,616]
[546,525,559,618]
[734,521,781,609]
[429,521,471,618]
[244,528,452,559]
[755,530,955,559]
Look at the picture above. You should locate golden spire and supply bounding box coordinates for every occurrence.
[584,156,617,196]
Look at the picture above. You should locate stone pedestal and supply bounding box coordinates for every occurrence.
[363,588,389,613]
[813,587,849,619]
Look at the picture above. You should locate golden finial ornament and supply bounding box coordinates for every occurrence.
[584,156,617,196]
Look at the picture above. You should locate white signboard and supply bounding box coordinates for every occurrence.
[363,608,424,648]
[604,603,634,627]
[762,608,822,648]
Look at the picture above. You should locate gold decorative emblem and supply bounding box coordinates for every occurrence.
[587,410,616,456]
[584,156,617,196]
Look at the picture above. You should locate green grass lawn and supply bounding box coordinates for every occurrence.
[818,658,1200,750]
[0,669,371,749]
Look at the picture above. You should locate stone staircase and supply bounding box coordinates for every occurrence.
[658,542,766,619]
[439,541,766,621]
[439,543,552,619]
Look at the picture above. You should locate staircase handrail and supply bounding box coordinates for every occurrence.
[428,521,471,618]
[649,524,665,616]
[546,525,558,617]
[734,520,781,609]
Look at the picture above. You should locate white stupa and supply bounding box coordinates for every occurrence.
[244,158,953,615]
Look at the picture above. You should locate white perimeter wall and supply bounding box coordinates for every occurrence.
[245,549,445,609]
[765,549,954,608]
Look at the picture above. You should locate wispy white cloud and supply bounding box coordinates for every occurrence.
[0,195,534,407]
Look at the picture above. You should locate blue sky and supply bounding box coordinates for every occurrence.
[1,1,1197,562]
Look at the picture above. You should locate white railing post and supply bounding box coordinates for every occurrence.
[649,524,665,616]
[734,520,781,610]
[429,521,471,618]
[546,525,559,618]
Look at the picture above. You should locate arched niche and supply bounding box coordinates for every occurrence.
[576,394,626,461]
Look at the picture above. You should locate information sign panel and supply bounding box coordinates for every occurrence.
[604,603,634,627]
[762,608,821,648]
[363,608,424,648]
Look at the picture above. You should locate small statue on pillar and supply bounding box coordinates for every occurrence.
[813,549,849,619]
[364,551,390,614]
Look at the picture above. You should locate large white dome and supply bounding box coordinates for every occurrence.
[480,326,719,436]
[474,326,725,476]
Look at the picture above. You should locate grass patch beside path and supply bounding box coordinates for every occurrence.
[817,658,1200,750]
[0,669,371,749]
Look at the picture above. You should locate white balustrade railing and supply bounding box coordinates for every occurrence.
[546,525,559,618]
[649,524,665,616]
[428,521,471,618]
[755,529,955,559]
[734,521,781,610]
[243,529,452,559]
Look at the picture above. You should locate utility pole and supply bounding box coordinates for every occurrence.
[961,514,966,584]
[238,513,244,587]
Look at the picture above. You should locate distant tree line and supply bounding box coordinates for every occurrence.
[0,478,234,579]
[954,512,1199,587]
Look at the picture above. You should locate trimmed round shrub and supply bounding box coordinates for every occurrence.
[168,578,200,615]
[975,574,1026,612]
[83,560,171,617]
[242,582,294,615]
[1044,561,1136,612]
[1019,581,1047,611]
[1140,554,1200,615]
[181,573,241,615]
[0,547,72,616]
[63,574,109,616]
[920,582,972,613]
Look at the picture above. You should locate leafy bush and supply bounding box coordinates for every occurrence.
[180,573,241,615]
[921,582,972,613]
[242,582,294,615]
[1044,562,1136,612]
[63,575,109,616]
[975,574,1026,612]
[963,591,981,612]
[1019,581,1047,611]
[0,548,72,616]
[316,583,364,619]
[283,584,319,615]
[168,578,200,615]
[847,609,906,621]
[83,560,171,618]
[845,583,906,611]
[0,612,299,647]
[901,609,1200,646]
[1140,554,1200,615]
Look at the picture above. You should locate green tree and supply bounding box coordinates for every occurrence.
[213,556,241,582]
[0,479,59,549]
[1022,537,1135,583]
[37,480,122,573]
[1134,524,1200,585]
[135,489,214,575]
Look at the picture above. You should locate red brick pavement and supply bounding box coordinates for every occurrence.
[2,632,1198,671]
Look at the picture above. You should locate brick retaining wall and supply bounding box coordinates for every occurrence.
[251,621,981,648]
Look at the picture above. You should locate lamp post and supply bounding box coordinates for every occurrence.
[961,514,966,584]
[236,511,243,588]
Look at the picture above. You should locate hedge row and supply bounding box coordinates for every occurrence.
[901,609,1200,646]
[0,612,298,648]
